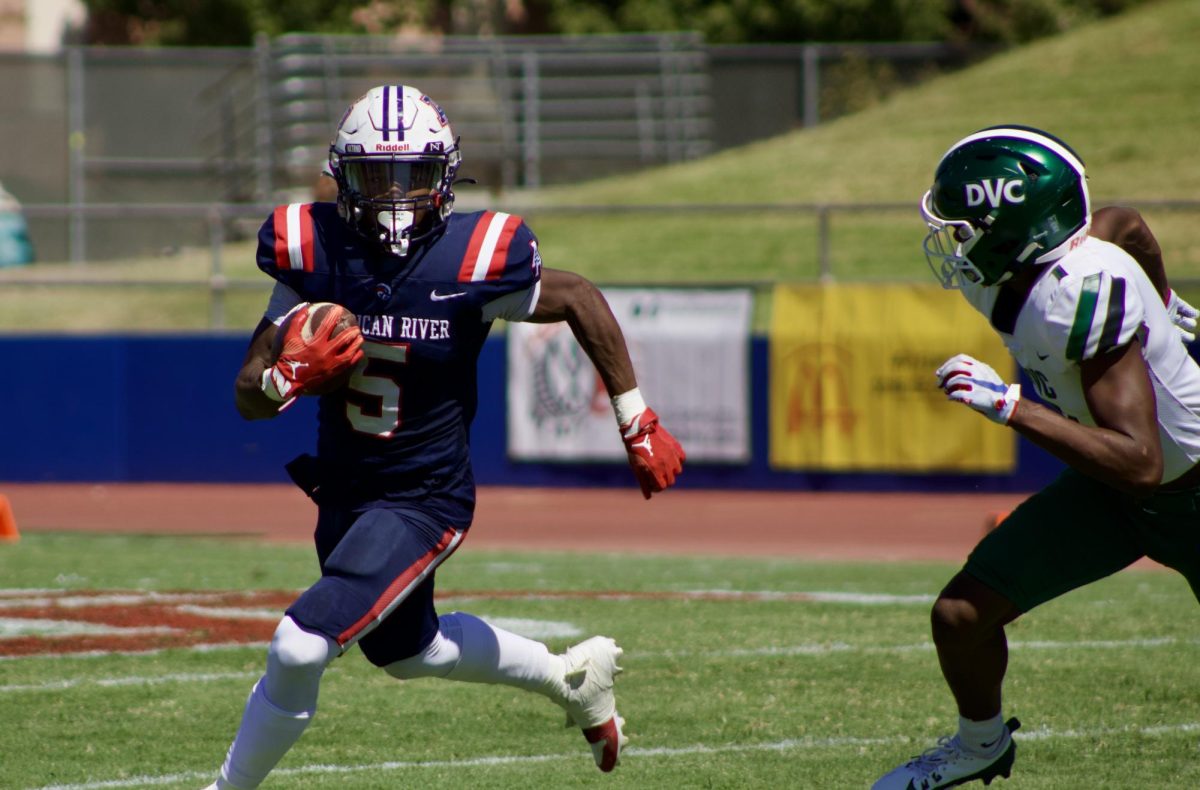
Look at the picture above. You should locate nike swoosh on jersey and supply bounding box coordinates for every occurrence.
[430,290,467,301]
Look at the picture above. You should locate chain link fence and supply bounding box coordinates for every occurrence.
[5,34,1196,331]
[5,198,1199,330]
[0,35,979,265]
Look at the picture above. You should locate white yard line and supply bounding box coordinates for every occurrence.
[641,635,1197,659]
[0,587,936,607]
[0,641,268,662]
[4,635,1196,694]
[0,671,259,694]
[26,721,1200,790]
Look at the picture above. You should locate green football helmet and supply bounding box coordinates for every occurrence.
[921,125,1091,288]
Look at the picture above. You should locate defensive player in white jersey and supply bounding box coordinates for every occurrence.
[872,125,1200,789]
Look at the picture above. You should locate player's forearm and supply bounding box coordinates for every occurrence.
[1007,399,1162,496]
[534,269,638,395]
[562,281,638,397]
[234,319,286,420]
[235,364,283,420]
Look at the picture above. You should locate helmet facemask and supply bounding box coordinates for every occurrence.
[921,190,994,288]
[332,152,458,256]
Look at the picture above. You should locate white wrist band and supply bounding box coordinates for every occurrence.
[998,383,1021,425]
[611,387,647,427]
[261,367,286,402]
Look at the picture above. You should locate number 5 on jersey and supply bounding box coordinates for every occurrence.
[346,341,409,438]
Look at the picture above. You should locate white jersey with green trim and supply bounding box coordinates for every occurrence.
[961,236,1200,484]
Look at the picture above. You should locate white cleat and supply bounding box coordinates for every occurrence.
[872,718,1021,790]
[560,636,628,772]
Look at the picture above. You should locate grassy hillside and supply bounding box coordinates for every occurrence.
[1,0,1198,330]
[546,0,1200,205]
[527,0,1200,281]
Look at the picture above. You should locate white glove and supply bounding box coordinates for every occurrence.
[1165,289,1198,344]
[935,353,1021,425]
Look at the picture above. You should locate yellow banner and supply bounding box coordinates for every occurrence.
[769,283,1015,472]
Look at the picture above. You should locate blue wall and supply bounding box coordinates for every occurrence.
[0,334,1063,491]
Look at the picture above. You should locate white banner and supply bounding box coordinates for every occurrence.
[507,288,753,462]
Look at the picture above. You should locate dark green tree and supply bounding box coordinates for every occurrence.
[82,0,362,45]
[84,0,256,45]
[79,0,1150,46]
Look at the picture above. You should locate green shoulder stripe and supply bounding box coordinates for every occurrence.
[1065,273,1102,361]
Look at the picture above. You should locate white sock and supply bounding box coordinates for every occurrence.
[958,713,1006,755]
[386,611,568,701]
[212,619,337,789]
[216,681,313,789]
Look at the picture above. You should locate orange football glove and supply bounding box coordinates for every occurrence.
[620,406,685,499]
[263,303,364,402]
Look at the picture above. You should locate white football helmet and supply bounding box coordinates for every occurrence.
[328,85,462,256]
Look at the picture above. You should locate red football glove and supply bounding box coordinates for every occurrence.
[263,303,364,402]
[620,407,685,499]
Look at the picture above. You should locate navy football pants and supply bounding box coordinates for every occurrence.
[286,504,465,666]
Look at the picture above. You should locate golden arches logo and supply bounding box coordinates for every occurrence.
[783,343,857,435]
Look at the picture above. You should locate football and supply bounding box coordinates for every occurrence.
[271,302,360,395]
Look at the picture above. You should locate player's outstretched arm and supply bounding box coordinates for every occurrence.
[528,268,685,498]
[235,318,286,420]
[1091,205,1196,343]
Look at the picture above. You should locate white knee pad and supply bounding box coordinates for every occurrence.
[263,616,339,712]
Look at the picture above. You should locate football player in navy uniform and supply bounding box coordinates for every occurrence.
[203,85,684,789]
[871,126,1200,789]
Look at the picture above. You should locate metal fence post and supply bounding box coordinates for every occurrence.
[817,205,833,281]
[635,82,654,162]
[253,34,274,202]
[321,35,342,125]
[208,205,227,330]
[658,36,680,163]
[802,44,820,128]
[67,46,86,264]
[522,50,541,190]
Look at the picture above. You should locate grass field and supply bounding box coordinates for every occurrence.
[4,532,1200,789]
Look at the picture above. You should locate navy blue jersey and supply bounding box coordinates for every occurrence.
[256,203,542,525]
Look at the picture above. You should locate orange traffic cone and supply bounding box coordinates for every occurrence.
[0,494,19,542]
[982,509,1010,536]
